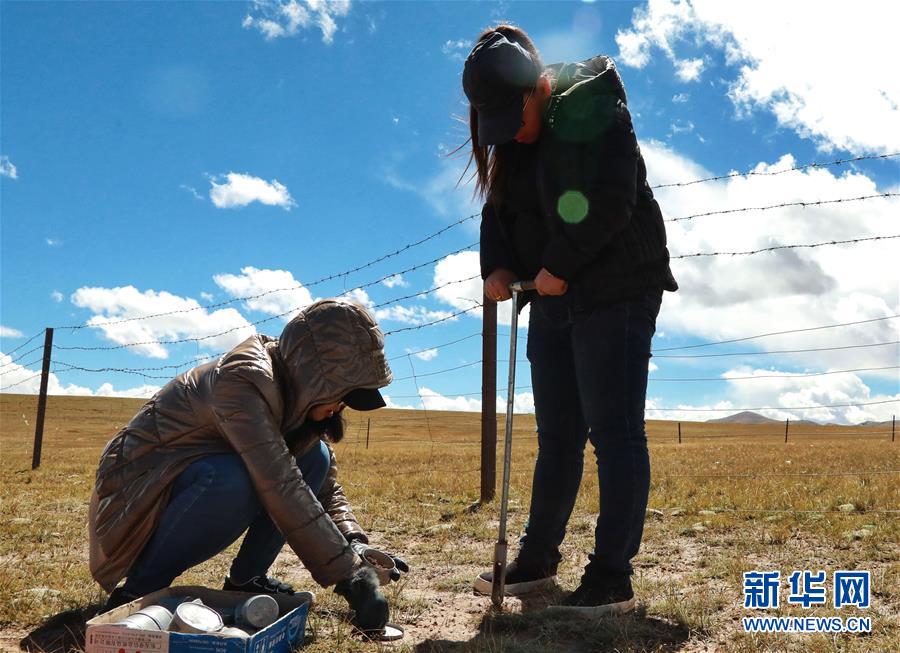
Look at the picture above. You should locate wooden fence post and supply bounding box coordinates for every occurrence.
[31,328,54,470]
[481,298,497,502]
[784,418,790,444]
[678,422,682,444]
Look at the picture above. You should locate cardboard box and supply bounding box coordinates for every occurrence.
[85,585,313,653]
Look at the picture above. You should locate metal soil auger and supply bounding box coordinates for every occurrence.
[491,280,535,609]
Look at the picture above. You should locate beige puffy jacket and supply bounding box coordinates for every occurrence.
[88,299,392,591]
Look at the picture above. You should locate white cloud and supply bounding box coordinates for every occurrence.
[672,93,689,103]
[70,286,256,359]
[433,251,530,328]
[0,155,17,179]
[0,352,160,397]
[243,0,351,44]
[0,326,23,338]
[94,383,162,398]
[382,274,409,289]
[213,267,313,320]
[674,57,704,82]
[200,292,215,302]
[647,368,899,425]
[208,172,296,210]
[336,286,452,327]
[181,184,204,201]
[46,238,62,247]
[51,291,64,303]
[669,120,694,134]
[643,141,899,373]
[616,0,900,152]
[408,348,438,361]
[342,287,374,308]
[383,156,481,221]
[375,305,455,327]
[442,39,469,61]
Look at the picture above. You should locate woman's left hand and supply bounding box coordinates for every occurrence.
[535,268,568,296]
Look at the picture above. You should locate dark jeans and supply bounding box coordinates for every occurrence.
[518,291,661,582]
[122,440,330,596]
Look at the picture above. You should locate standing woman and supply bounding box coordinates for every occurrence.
[463,25,677,614]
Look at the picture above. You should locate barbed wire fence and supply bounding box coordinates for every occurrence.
[1,152,898,495]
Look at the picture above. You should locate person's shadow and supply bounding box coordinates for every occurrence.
[414,589,691,653]
[19,604,104,653]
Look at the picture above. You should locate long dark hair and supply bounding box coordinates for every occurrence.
[459,24,544,204]
[285,412,345,449]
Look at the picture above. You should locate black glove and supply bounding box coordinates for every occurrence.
[349,539,411,583]
[333,566,389,632]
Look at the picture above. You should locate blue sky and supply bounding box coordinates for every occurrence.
[2,1,898,424]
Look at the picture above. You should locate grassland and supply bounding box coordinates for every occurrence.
[1,393,898,652]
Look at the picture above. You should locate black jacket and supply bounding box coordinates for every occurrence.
[479,55,678,310]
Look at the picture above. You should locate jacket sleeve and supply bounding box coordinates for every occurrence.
[540,96,639,281]
[210,367,360,587]
[480,201,517,280]
[317,441,368,543]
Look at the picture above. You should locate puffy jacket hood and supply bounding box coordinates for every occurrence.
[277,299,392,433]
[544,55,628,144]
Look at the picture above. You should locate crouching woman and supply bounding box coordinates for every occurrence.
[88,299,407,631]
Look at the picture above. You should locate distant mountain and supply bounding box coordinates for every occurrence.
[707,411,820,425]
[707,411,780,424]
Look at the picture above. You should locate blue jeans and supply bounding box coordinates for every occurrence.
[122,440,331,596]
[518,291,661,581]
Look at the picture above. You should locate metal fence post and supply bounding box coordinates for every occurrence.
[481,298,497,502]
[784,418,790,443]
[366,418,371,449]
[678,422,682,444]
[31,328,54,470]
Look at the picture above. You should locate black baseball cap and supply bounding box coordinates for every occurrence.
[342,387,386,411]
[463,32,541,146]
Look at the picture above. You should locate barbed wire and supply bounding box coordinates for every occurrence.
[653,340,899,359]
[667,192,897,223]
[672,234,900,259]
[654,314,898,352]
[392,360,481,382]
[645,399,898,412]
[0,344,47,371]
[652,152,900,189]
[383,304,482,336]
[52,361,178,380]
[55,216,479,331]
[1,330,45,356]
[51,270,481,353]
[1,372,43,391]
[389,332,481,361]
[405,354,436,461]
[335,243,478,299]
[0,357,46,377]
[370,275,480,310]
[648,365,898,382]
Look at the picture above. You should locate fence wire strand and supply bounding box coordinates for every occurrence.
[652,152,900,189]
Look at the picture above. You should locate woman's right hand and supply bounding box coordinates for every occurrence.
[484,268,517,302]
[334,566,389,632]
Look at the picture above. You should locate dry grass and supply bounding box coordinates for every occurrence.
[1,393,898,652]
